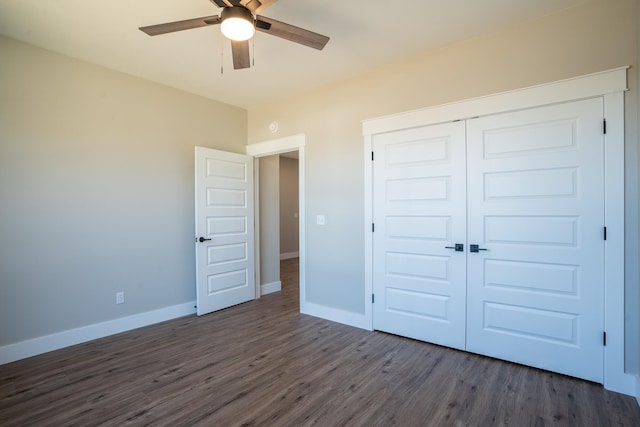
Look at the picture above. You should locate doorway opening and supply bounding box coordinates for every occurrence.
[257,151,300,307]
[247,133,306,312]
[276,152,300,305]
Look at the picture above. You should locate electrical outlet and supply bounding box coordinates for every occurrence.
[116,291,125,304]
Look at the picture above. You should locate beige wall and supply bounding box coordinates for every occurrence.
[0,36,247,346]
[247,0,640,372]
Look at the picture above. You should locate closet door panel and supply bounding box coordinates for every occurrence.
[465,98,605,383]
[372,122,467,350]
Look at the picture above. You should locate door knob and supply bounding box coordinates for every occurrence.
[445,243,464,252]
[198,237,212,243]
[470,244,487,253]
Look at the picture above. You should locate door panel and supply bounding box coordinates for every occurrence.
[195,147,255,316]
[372,122,467,350]
[466,98,604,382]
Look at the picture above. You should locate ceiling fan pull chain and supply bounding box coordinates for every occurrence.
[220,40,224,74]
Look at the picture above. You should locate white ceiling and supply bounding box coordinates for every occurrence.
[0,0,589,109]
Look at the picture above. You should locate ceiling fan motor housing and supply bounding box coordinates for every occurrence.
[220,6,254,23]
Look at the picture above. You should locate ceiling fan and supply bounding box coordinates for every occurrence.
[139,0,330,70]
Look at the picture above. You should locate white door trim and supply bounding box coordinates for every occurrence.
[363,67,631,395]
[603,90,631,394]
[247,134,306,308]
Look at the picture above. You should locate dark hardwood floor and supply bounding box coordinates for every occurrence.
[1,257,639,426]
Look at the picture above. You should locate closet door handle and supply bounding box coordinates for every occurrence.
[470,244,487,253]
[445,244,464,252]
[198,237,212,243]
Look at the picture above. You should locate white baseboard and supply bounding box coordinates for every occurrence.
[0,301,196,365]
[280,251,299,260]
[301,301,372,331]
[261,281,282,295]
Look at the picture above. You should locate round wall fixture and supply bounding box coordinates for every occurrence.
[269,121,279,133]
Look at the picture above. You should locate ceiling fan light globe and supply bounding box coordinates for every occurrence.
[221,17,255,41]
[220,5,256,42]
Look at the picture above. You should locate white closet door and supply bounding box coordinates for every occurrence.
[372,122,467,350]
[465,98,605,382]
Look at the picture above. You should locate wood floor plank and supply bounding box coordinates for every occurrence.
[1,257,639,426]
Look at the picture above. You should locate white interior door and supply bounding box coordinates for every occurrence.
[465,98,605,382]
[372,122,467,349]
[195,147,255,316]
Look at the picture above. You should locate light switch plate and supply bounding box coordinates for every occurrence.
[316,214,325,225]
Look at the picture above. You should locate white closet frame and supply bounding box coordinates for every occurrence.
[362,67,631,395]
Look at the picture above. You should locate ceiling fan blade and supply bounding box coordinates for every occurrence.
[256,16,329,50]
[209,0,229,7]
[139,16,220,36]
[240,0,277,13]
[216,0,270,14]
[241,0,262,13]
[251,0,277,13]
[231,40,251,69]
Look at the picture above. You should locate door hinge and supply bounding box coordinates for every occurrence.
[603,119,607,135]
[604,226,607,240]
[372,294,375,303]
[603,331,607,346]
[372,223,375,232]
[371,151,374,161]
